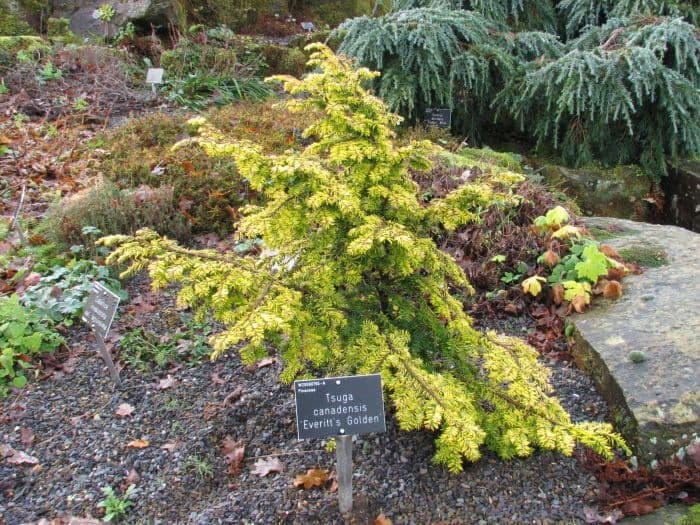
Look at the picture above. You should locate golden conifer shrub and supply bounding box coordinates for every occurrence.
[102,45,628,472]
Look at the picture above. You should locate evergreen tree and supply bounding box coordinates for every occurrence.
[335,0,700,176]
[499,16,700,175]
[103,45,627,472]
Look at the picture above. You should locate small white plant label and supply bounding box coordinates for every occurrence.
[146,68,164,85]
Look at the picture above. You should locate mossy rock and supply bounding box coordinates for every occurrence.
[571,217,700,466]
[0,34,46,52]
[304,0,373,27]
[537,163,654,220]
[189,0,288,31]
[260,44,306,76]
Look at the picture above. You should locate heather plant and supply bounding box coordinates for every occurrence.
[103,46,627,471]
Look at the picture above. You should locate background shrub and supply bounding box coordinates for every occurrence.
[41,178,189,250]
[94,101,318,235]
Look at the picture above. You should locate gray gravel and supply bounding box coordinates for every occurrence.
[0,281,610,524]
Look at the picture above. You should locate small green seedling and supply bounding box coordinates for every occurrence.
[97,484,135,522]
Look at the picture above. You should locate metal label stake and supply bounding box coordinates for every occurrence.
[293,374,386,515]
[336,434,353,514]
[93,329,122,387]
[82,282,122,388]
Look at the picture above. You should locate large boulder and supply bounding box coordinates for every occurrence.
[538,164,655,221]
[50,0,175,37]
[570,217,699,466]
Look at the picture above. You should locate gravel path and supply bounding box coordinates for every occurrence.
[0,279,610,524]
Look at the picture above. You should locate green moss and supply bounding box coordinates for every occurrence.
[588,226,623,240]
[0,35,45,52]
[434,147,524,172]
[681,504,700,525]
[618,245,669,268]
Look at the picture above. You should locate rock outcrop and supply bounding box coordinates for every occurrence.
[50,0,175,37]
[664,160,700,233]
[537,164,655,221]
[571,217,699,466]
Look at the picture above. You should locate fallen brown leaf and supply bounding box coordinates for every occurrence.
[257,357,276,368]
[223,386,244,406]
[161,442,177,452]
[19,427,34,447]
[211,372,225,385]
[293,468,330,489]
[250,457,284,477]
[603,280,623,299]
[374,514,393,525]
[571,295,588,314]
[552,283,565,305]
[222,436,245,476]
[599,244,620,259]
[6,448,39,465]
[115,403,135,417]
[126,439,149,449]
[123,468,140,488]
[156,375,177,390]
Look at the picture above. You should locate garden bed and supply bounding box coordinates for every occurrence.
[0,274,609,524]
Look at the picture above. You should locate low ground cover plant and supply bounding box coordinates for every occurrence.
[103,45,628,472]
[22,258,126,326]
[523,206,634,313]
[119,318,211,371]
[94,100,319,235]
[0,294,64,397]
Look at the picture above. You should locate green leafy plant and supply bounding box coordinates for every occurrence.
[115,22,135,43]
[119,320,211,371]
[165,73,271,111]
[22,259,126,326]
[0,295,64,397]
[96,4,116,22]
[525,207,628,312]
[500,261,529,285]
[103,45,628,472]
[681,504,700,525]
[97,484,135,523]
[72,97,89,112]
[183,455,214,480]
[36,62,62,85]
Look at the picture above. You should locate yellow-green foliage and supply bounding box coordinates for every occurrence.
[103,45,628,471]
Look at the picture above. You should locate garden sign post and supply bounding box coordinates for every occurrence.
[82,282,121,387]
[146,68,164,95]
[425,108,452,128]
[294,374,386,514]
